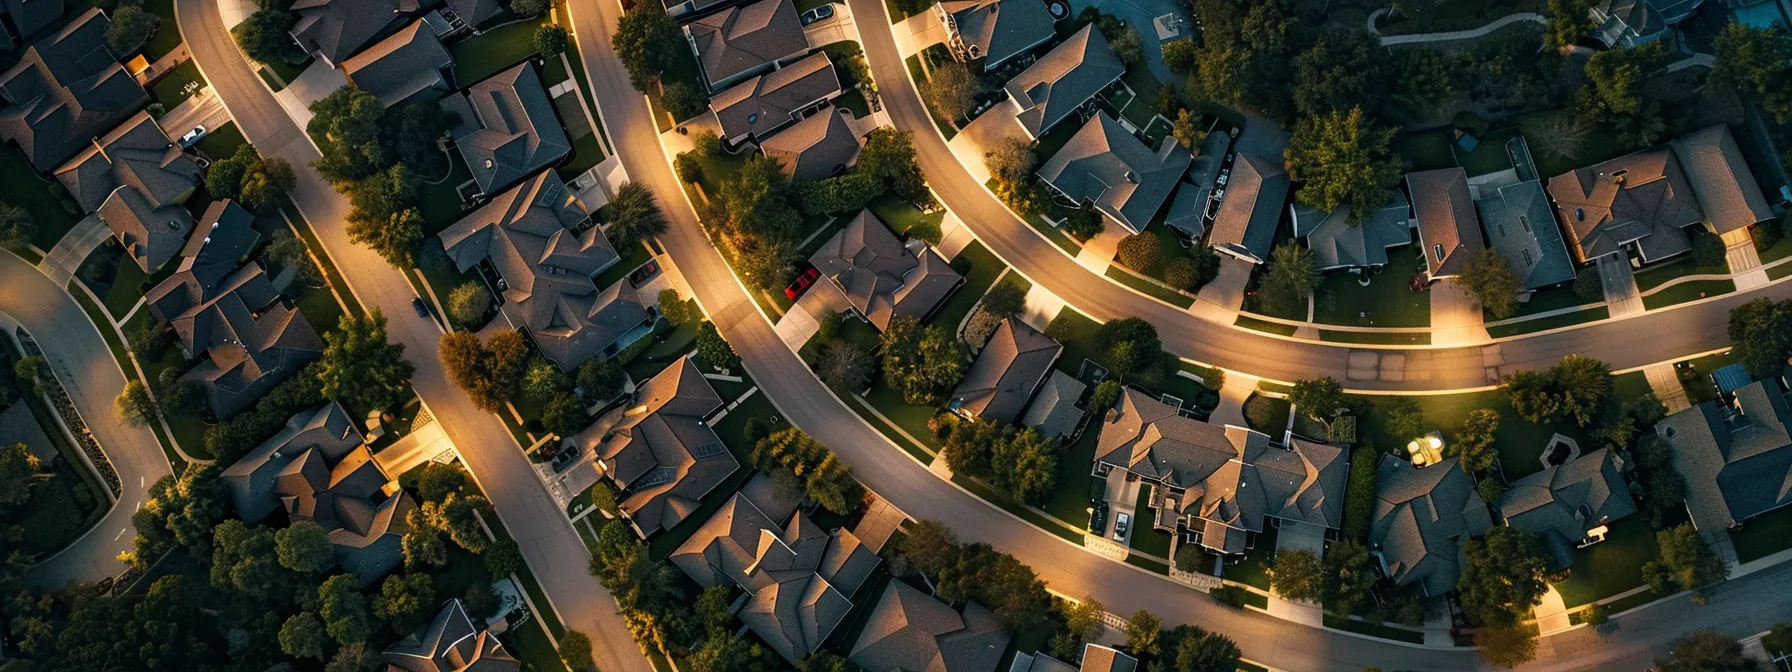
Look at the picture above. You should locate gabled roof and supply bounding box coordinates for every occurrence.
[761,110,861,181]
[1020,370,1086,440]
[55,110,202,215]
[289,0,409,65]
[1207,152,1288,262]
[566,358,737,536]
[443,0,505,30]
[686,0,806,88]
[1406,168,1482,278]
[1165,131,1233,237]
[809,210,963,330]
[0,9,148,170]
[98,184,196,272]
[1369,456,1491,596]
[341,19,454,107]
[1080,644,1139,672]
[951,318,1061,424]
[446,63,572,196]
[939,0,1056,67]
[850,581,1011,672]
[1669,124,1774,235]
[1004,24,1125,139]
[1476,179,1575,290]
[156,263,325,419]
[1546,145,1704,264]
[710,52,840,142]
[1499,447,1637,568]
[154,200,263,303]
[1293,193,1411,271]
[3,0,67,38]
[1659,374,1792,531]
[1037,113,1191,235]
[384,599,521,672]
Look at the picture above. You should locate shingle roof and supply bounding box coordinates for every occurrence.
[850,581,1011,672]
[443,0,505,30]
[0,9,148,170]
[447,63,572,196]
[1476,179,1576,290]
[1037,113,1191,235]
[1369,456,1491,596]
[1020,370,1086,440]
[1207,152,1288,262]
[4,0,67,38]
[1659,375,1792,531]
[341,19,454,107]
[99,185,197,273]
[55,110,203,216]
[1545,145,1704,264]
[1499,448,1636,568]
[950,318,1061,424]
[1004,24,1125,139]
[289,0,409,65]
[173,200,263,294]
[939,0,1056,68]
[710,51,840,142]
[761,109,861,181]
[384,599,521,672]
[809,210,964,330]
[1293,193,1411,271]
[1079,644,1139,672]
[1669,124,1774,235]
[153,262,325,419]
[686,0,806,89]
[1407,168,1483,278]
[1165,132,1232,237]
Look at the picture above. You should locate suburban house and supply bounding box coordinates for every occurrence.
[143,200,263,311]
[1407,167,1483,282]
[55,110,204,272]
[670,492,880,662]
[1657,369,1792,532]
[1589,0,1705,48]
[1,0,66,41]
[1498,448,1636,569]
[1093,389,1347,555]
[936,0,1055,72]
[1037,112,1191,235]
[1163,131,1233,238]
[850,581,1011,672]
[441,62,572,197]
[949,318,1061,424]
[221,402,414,584]
[288,0,412,66]
[1014,643,1139,672]
[383,599,520,672]
[1369,455,1492,596]
[0,8,148,171]
[1475,180,1576,291]
[710,51,841,146]
[1669,124,1775,237]
[1545,144,1705,265]
[1019,370,1086,443]
[1003,24,1125,141]
[563,358,738,538]
[442,0,506,31]
[1206,152,1289,264]
[684,0,807,92]
[437,171,648,371]
[1291,194,1413,273]
[340,19,455,107]
[808,209,964,330]
[760,110,861,181]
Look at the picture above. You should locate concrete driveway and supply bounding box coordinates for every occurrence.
[272,60,347,130]
[946,98,1025,184]
[803,3,858,48]
[891,10,944,58]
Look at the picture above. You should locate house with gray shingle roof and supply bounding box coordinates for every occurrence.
[1476,179,1575,290]
[1369,455,1492,596]
[437,171,640,370]
[1546,145,1704,265]
[850,580,1011,672]
[1669,124,1774,236]
[442,0,506,31]
[936,0,1055,71]
[1292,193,1412,272]
[1093,388,1347,555]
[55,109,204,271]
[671,492,880,662]
[950,318,1061,424]
[289,0,412,66]
[563,358,738,538]
[1004,24,1124,141]
[1658,371,1792,532]
[384,599,520,672]
[149,260,324,419]
[1590,0,1702,48]
[1020,370,1086,442]
[1498,447,1636,569]
[685,0,807,92]
[98,185,196,273]
[1016,643,1138,672]
[1407,167,1483,281]
[809,209,964,330]
[144,200,262,318]
[221,402,413,585]
[1038,112,1191,235]
[442,62,571,197]
[3,0,67,40]
[341,19,454,107]
[1165,131,1232,238]
[710,51,840,145]
[1207,152,1287,264]
[761,109,861,181]
[0,8,148,171]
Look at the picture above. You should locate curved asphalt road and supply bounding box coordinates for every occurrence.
[1,252,174,588]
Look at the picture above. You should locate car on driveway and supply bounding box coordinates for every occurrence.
[1088,501,1108,534]
[784,266,821,300]
[800,4,834,24]
[628,260,661,287]
[1113,512,1130,541]
[179,125,207,147]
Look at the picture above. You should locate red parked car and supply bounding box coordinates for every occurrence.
[785,267,821,300]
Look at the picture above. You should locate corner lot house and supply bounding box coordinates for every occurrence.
[1037,113,1191,235]
[949,318,1062,424]
[1406,167,1483,282]
[936,0,1055,72]
[809,209,964,330]
[222,402,415,585]
[684,0,807,92]
[1092,389,1347,555]
[1546,144,1704,265]
[1207,153,1288,264]
[340,19,455,108]
[56,110,204,272]
[563,358,739,538]
[761,110,861,181]
[1003,24,1125,141]
[850,581,1011,672]
[441,62,572,197]
[383,599,520,672]
[710,51,841,146]
[288,0,412,66]
[0,8,148,171]
[1369,455,1491,596]
[1657,370,1792,532]
[1292,194,1412,273]
[1475,180,1576,291]
[1498,448,1636,569]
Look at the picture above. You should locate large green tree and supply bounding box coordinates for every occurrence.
[1284,107,1402,224]
[1457,527,1552,627]
[344,164,422,267]
[1711,24,1792,122]
[611,3,684,92]
[603,182,669,248]
[317,573,372,645]
[1729,298,1792,378]
[1267,548,1324,602]
[1458,251,1524,319]
[309,86,389,183]
[275,520,336,574]
[1645,524,1729,603]
[1259,242,1320,318]
[1659,630,1758,672]
[317,309,414,413]
[1292,27,1384,116]
[879,316,966,404]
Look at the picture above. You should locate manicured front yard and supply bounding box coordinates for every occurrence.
[1633,250,1729,292]
[149,60,206,107]
[1675,350,1737,405]
[1487,305,1610,338]
[1352,390,1603,481]
[1313,269,1429,328]
[0,143,81,250]
[929,241,1006,332]
[191,121,248,161]
[1105,266,1194,307]
[1730,504,1792,564]
[1550,517,1660,607]
[1222,524,1277,590]
[452,15,553,85]
[1641,279,1735,310]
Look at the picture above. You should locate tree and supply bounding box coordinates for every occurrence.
[857,127,931,206]
[1545,0,1597,49]
[106,5,160,54]
[1659,630,1758,672]
[1731,299,1792,378]
[1162,37,1198,74]
[116,379,156,426]
[1124,610,1161,657]
[1089,379,1121,413]
[657,289,689,326]
[326,642,379,672]
[524,362,569,403]
[1290,377,1343,423]
[1575,42,1668,148]
[985,137,1035,189]
[14,355,48,397]
[981,281,1027,319]
[1168,625,1242,672]
[1383,397,1426,441]
[1453,408,1501,474]
[603,181,670,248]
[1285,107,1402,224]
[612,3,683,91]
[233,7,301,65]
[753,428,865,514]
[718,153,803,243]
[447,281,492,327]
[1292,27,1384,117]
[1764,622,1792,658]
[275,521,336,573]
[879,316,967,404]
[439,330,531,412]
[921,61,985,122]
[1530,113,1590,163]
[1458,251,1524,319]
[990,427,1056,505]
[417,462,466,503]
[674,152,703,183]
[1324,540,1378,616]
[560,630,595,671]
[318,309,414,413]
[1116,231,1162,272]
[695,322,740,371]
[0,442,40,508]
[1259,242,1320,318]
[309,86,389,183]
[1475,625,1538,668]
[1171,108,1204,151]
[535,25,570,58]
[1063,204,1105,240]
[278,612,327,661]
[1062,596,1104,646]
[374,572,437,632]
[1388,47,1458,116]
[432,491,492,553]
[817,340,872,391]
[1555,354,1613,426]
[1711,24,1792,123]
[318,573,372,645]
[577,356,625,401]
[402,505,450,569]
[901,519,960,576]
[510,0,547,13]
[484,538,524,577]
[264,230,322,290]
[0,202,34,253]
[1458,527,1552,626]
[1267,549,1324,602]
[240,156,297,208]
[344,165,422,267]
[1693,232,1728,268]
[1645,524,1729,603]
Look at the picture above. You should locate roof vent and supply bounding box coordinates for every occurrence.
[1124,171,1138,184]
[202,236,211,245]
[484,159,494,168]
[167,219,181,229]
[210,222,219,230]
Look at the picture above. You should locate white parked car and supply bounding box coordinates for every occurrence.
[179,125,208,147]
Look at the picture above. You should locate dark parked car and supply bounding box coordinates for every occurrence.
[1089,501,1108,534]
[411,297,430,317]
[800,4,834,24]
[784,266,822,300]
[628,260,661,287]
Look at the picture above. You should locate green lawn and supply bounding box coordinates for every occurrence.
[1352,391,1603,480]
[191,122,248,161]
[867,194,943,241]
[1454,129,1518,177]
[1641,279,1735,310]
[139,0,183,60]
[930,241,1005,331]
[1234,315,1297,336]
[1243,395,1290,436]
[1314,270,1429,327]
[1730,504,1792,564]
[1633,249,1729,292]
[1675,350,1736,405]
[1549,517,1659,607]
[102,258,148,317]
[0,144,81,250]
[557,130,604,179]
[594,242,653,290]
[1318,330,1429,345]
[1486,305,1610,338]
[1128,484,1171,558]
[1394,129,1455,172]
[1105,266,1195,307]
[1323,614,1426,644]
[1118,66,1164,129]
[1223,524,1277,590]
[1042,427,1100,528]
[1517,109,1629,179]
[418,154,475,234]
[149,60,206,107]
[647,32,705,131]
[452,15,552,86]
